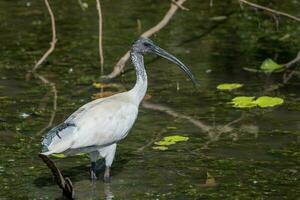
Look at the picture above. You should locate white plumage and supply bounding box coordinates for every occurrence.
[41,37,197,182]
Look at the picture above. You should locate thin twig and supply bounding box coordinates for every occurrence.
[32,0,57,71]
[33,72,58,135]
[224,113,245,128]
[284,51,300,69]
[171,0,189,11]
[78,0,87,11]
[142,101,211,132]
[136,129,166,152]
[239,0,300,22]
[103,0,188,79]
[96,0,104,75]
[39,154,74,199]
[283,69,298,84]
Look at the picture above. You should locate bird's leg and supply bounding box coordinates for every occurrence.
[90,161,97,180]
[103,166,110,183]
[95,159,105,171]
[98,143,117,183]
[90,151,99,180]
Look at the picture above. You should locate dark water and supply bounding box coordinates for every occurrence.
[0,0,300,199]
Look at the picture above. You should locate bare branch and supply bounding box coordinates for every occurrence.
[284,51,300,69]
[171,0,189,11]
[39,154,74,199]
[33,72,58,136]
[104,0,188,79]
[96,0,104,75]
[239,0,300,22]
[32,0,57,71]
[142,101,211,132]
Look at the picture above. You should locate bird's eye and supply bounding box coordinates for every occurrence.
[143,42,151,47]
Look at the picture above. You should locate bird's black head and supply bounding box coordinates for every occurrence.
[131,37,198,85]
[131,37,155,54]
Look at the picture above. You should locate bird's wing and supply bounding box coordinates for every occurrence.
[68,94,139,149]
[65,98,106,122]
[41,122,77,155]
[41,98,107,155]
[41,93,138,154]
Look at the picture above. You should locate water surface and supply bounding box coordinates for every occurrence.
[0,0,300,199]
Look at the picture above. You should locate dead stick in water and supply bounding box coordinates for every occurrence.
[103,0,188,79]
[142,101,211,132]
[239,0,300,22]
[39,154,74,199]
[33,73,58,136]
[32,0,57,71]
[96,0,104,75]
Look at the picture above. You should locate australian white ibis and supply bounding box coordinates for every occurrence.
[40,37,197,182]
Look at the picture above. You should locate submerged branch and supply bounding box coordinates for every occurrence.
[282,51,300,84]
[284,51,300,69]
[239,0,300,22]
[29,0,58,135]
[103,0,188,79]
[32,0,57,71]
[33,72,57,136]
[96,0,104,75]
[39,154,74,199]
[142,101,211,132]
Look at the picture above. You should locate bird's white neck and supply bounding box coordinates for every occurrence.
[129,52,148,104]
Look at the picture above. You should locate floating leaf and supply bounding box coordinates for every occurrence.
[93,82,127,92]
[154,135,189,146]
[82,2,88,9]
[152,146,168,151]
[92,91,118,99]
[231,96,256,108]
[200,172,217,187]
[19,112,30,119]
[51,153,86,158]
[167,126,178,130]
[231,96,284,108]
[51,153,66,158]
[260,58,283,73]
[217,83,243,91]
[210,16,227,21]
[143,94,152,101]
[93,82,108,89]
[253,96,284,108]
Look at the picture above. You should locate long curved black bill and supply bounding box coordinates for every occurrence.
[152,45,198,85]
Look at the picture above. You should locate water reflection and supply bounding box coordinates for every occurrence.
[103,183,114,200]
[74,180,114,200]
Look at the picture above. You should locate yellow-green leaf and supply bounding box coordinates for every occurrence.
[231,96,256,108]
[253,96,284,108]
[231,96,284,109]
[154,135,189,146]
[51,153,66,158]
[260,58,283,73]
[93,82,105,88]
[51,153,86,158]
[152,146,168,151]
[217,83,243,91]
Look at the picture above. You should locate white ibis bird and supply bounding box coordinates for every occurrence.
[41,37,197,182]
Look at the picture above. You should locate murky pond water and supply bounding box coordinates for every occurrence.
[0,0,300,199]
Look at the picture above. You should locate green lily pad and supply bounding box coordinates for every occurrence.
[217,83,243,91]
[154,135,189,146]
[51,153,86,158]
[253,96,284,108]
[231,96,256,108]
[260,58,283,73]
[152,146,168,151]
[231,96,284,108]
[51,153,66,158]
